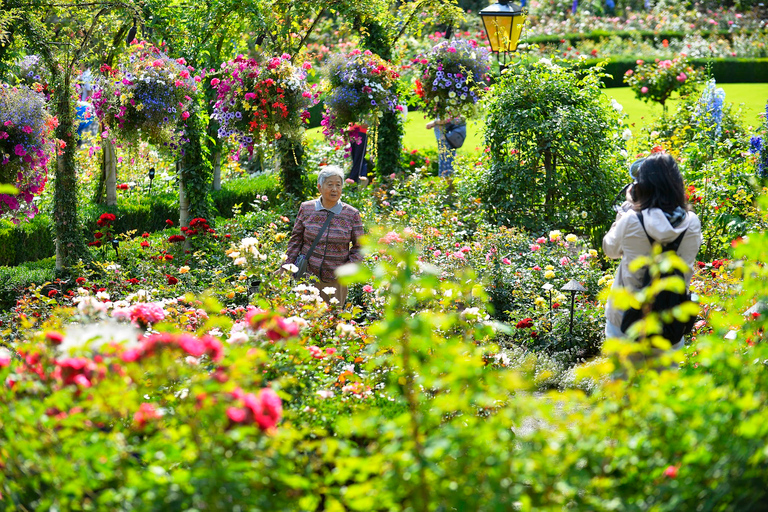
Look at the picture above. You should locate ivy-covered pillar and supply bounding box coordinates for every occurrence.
[360,19,403,178]
[52,72,88,270]
[275,136,306,200]
[179,104,213,225]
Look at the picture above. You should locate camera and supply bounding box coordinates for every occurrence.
[612,158,644,212]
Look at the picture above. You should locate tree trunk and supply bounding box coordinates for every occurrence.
[212,149,222,191]
[53,73,88,271]
[104,138,117,206]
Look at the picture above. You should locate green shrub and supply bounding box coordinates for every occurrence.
[0,257,55,309]
[480,57,626,244]
[0,215,55,266]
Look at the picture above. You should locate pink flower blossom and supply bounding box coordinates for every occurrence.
[210,78,220,86]
[501,257,511,265]
[560,257,570,266]
[134,403,161,428]
[363,285,374,293]
[536,237,547,244]
[530,244,540,252]
[664,465,678,478]
[641,87,649,94]
[676,73,687,82]
[181,111,190,120]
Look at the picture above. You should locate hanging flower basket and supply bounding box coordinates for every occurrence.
[321,49,401,147]
[211,54,317,153]
[415,39,491,120]
[93,41,198,150]
[0,83,54,222]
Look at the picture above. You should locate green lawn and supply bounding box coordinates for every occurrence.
[307,83,768,153]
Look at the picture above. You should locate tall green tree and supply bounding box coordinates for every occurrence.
[14,1,141,270]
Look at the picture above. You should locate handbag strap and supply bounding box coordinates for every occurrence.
[303,210,335,264]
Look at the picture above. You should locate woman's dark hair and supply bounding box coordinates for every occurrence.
[631,153,689,213]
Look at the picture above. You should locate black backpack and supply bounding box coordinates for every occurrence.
[620,211,697,344]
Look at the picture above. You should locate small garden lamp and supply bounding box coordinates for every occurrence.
[479,0,527,72]
[542,282,554,311]
[111,238,119,259]
[561,279,587,334]
[148,167,155,194]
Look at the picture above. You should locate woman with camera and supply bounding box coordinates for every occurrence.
[602,152,702,349]
[285,165,364,305]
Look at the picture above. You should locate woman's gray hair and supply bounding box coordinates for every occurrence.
[317,165,345,186]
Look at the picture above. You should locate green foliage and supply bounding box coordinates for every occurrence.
[0,215,54,266]
[480,58,626,242]
[0,256,55,309]
[275,136,308,201]
[180,104,214,222]
[624,56,703,108]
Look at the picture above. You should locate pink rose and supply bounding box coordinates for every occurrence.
[363,285,374,293]
[181,111,190,120]
[210,78,220,86]
[641,86,649,94]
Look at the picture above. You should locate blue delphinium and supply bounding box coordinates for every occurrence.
[694,79,726,140]
[572,0,578,14]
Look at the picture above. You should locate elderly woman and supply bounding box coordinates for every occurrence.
[285,165,365,305]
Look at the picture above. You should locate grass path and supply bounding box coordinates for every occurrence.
[307,83,767,155]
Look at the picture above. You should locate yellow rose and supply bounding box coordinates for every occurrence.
[545,265,555,271]
[565,234,578,243]
[544,270,556,279]
[534,297,546,307]
[589,249,598,257]
[549,230,561,242]
[179,266,190,274]
[275,233,287,242]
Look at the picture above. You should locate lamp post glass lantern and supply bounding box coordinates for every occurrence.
[479,0,527,70]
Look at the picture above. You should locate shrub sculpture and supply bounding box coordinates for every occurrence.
[480,58,626,241]
[414,37,491,120]
[321,49,401,149]
[93,41,198,149]
[0,84,54,222]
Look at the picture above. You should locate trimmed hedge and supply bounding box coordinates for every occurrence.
[0,215,55,267]
[0,257,56,310]
[581,57,768,87]
[527,29,763,46]
[0,174,280,267]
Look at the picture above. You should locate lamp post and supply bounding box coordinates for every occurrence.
[561,279,587,334]
[542,282,554,311]
[479,0,527,72]
[111,238,119,259]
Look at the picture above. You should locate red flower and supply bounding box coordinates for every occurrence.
[166,219,174,226]
[166,275,179,285]
[164,254,173,261]
[140,241,149,248]
[75,277,86,285]
[126,278,140,285]
[167,235,186,243]
[663,465,678,478]
[516,318,534,329]
[46,331,65,345]
[94,232,104,239]
[48,289,58,297]
[88,241,102,247]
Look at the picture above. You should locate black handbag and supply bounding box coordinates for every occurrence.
[294,211,335,280]
[445,123,467,149]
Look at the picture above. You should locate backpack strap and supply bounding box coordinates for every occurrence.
[636,211,687,252]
